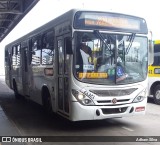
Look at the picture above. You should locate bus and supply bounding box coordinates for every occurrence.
[5,9,152,121]
[148,40,160,105]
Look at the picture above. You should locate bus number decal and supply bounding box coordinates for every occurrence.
[148,70,152,74]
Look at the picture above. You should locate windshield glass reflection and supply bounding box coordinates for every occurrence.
[74,32,148,85]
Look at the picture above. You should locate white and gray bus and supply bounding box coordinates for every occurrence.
[5,9,151,121]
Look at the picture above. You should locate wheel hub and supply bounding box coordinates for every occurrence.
[155,90,160,99]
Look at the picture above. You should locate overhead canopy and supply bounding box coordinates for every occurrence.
[0,0,39,43]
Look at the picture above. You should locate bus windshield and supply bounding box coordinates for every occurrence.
[74,31,148,85]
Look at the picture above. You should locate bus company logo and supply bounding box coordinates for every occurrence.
[112,98,117,104]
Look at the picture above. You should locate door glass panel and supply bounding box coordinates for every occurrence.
[58,40,64,74]
[58,78,63,110]
[64,37,72,74]
[64,77,69,113]
[57,36,70,113]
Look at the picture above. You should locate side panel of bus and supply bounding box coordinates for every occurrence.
[27,30,56,105]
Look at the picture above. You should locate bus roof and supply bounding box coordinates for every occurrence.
[154,40,160,45]
[5,9,148,48]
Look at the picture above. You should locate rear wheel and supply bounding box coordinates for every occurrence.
[13,81,21,99]
[154,85,160,105]
[42,89,52,113]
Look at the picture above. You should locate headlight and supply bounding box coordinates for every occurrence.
[132,89,147,103]
[72,89,94,105]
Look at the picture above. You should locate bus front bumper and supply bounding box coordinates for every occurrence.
[70,99,147,121]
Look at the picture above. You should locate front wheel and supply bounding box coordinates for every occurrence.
[153,85,160,105]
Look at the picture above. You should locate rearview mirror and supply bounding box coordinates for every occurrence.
[148,40,154,65]
[148,31,154,65]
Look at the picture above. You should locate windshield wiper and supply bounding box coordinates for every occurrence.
[125,33,135,54]
[93,30,111,51]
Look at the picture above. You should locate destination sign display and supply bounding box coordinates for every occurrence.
[84,16,140,30]
[74,11,148,34]
[78,72,108,79]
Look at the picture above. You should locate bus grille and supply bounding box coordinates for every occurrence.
[97,99,130,104]
[90,88,137,96]
[101,107,128,114]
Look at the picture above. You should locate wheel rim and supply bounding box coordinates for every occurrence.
[155,90,160,100]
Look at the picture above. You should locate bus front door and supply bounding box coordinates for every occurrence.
[57,35,71,116]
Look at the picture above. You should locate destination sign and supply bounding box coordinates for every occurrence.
[84,16,140,30]
[74,11,148,34]
[78,72,108,79]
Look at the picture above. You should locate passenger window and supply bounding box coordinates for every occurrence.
[31,35,41,65]
[42,31,54,65]
[12,46,17,66]
[17,45,21,66]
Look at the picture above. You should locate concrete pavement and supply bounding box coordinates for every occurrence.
[0,76,24,144]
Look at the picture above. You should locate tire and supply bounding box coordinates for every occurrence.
[13,81,21,99]
[42,89,52,114]
[153,85,160,105]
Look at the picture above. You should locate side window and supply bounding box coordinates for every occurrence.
[12,46,17,66]
[17,45,21,66]
[31,35,41,65]
[42,31,54,65]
